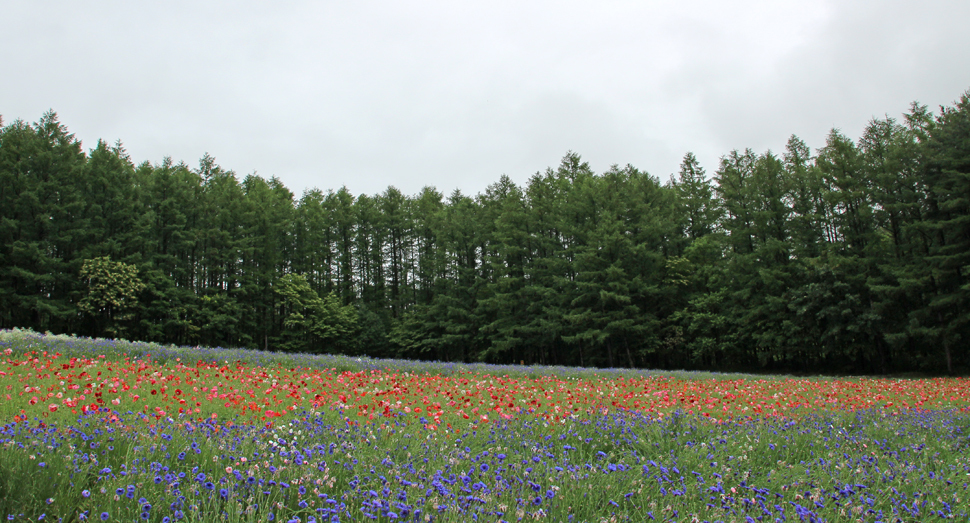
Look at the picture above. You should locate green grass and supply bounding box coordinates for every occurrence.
[2,329,970,522]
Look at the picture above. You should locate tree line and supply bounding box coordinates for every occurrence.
[2,90,969,374]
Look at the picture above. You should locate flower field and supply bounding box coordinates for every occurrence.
[2,330,970,522]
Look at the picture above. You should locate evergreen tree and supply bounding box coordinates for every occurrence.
[671,152,720,242]
[917,91,970,373]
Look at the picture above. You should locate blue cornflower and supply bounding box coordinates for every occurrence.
[100,513,109,521]
[480,463,489,472]
[267,513,275,522]
[533,497,542,506]
[219,489,228,499]
[81,490,91,498]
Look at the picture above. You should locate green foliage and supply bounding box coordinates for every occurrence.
[78,256,145,314]
[5,89,970,373]
[276,273,358,354]
[78,256,145,337]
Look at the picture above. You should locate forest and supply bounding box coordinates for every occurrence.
[1,89,969,374]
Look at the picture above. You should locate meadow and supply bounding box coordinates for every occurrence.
[2,329,969,522]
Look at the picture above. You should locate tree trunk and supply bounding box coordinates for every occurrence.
[624,338,635,369]
[939,312,953,375]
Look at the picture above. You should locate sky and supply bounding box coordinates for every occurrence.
[3,1,970,198]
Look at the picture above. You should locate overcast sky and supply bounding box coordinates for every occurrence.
[4,1,970,197]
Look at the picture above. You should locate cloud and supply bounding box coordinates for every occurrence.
[694,0,970,164]
[3,1,969,196]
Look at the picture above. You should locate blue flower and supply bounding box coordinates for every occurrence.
[100,513,109,521]
[82,490,91,498]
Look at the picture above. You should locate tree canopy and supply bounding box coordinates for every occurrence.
[3,90,970,374]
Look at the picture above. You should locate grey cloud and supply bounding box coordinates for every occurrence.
[2,1,969,196]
